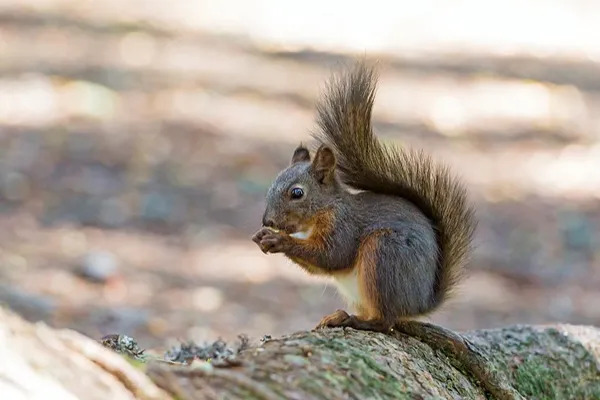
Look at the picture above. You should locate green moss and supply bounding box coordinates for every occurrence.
[297,336,414,399]
[515,357,600,400]
[515,359,559,399]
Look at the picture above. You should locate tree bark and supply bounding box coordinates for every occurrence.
[1,307,599,400]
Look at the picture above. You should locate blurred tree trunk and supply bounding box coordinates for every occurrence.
[0,307,169,400]
[1,307,599,400]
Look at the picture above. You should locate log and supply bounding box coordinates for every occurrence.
[1,306,599,400]
[0,307,169,400]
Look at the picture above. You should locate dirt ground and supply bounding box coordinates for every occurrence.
[0,1,599,349]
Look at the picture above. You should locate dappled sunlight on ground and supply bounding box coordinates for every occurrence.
[0,0,598,347]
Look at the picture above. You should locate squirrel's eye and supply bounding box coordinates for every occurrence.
[290,187,304,199]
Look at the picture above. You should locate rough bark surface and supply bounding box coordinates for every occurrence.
[149,324,600,400]
[1,307,599,400]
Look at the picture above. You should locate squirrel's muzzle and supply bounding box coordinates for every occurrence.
[262,211,275,228]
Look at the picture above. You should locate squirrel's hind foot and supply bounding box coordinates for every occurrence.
[315,309,352,329]
[315,310,392,333]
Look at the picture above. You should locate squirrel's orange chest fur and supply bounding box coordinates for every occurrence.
[285,210,337,274]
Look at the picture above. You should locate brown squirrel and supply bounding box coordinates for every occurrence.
[252,61,476,333]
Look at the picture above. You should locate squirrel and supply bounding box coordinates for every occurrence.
[251,61,476,333]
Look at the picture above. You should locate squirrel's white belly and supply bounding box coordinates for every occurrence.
[333,269,361,311]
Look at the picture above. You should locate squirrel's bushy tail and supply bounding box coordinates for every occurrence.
[313,61,476,307]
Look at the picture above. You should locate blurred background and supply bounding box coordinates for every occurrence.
[0,0,599,348]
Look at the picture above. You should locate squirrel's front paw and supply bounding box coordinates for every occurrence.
[251,227,290,254]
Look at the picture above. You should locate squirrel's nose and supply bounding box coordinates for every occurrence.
[262,211,275,227]
[262,217,275,228]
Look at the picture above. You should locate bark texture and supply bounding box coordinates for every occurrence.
[149,324,600,400]
[1,306,599,400]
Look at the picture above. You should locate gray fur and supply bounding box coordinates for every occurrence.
[313,61,477,309]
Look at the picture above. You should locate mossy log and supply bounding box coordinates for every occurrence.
[1,307,599,400]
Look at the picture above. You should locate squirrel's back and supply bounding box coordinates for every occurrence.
[313,61,476,308]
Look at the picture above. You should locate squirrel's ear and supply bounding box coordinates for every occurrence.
[291,145,311,164]
[311,145,336,184]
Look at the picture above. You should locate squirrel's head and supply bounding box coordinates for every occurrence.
[262,144,340,234]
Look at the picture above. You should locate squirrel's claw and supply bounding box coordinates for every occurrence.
[251,227,270,243]
[252,227,289,254]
